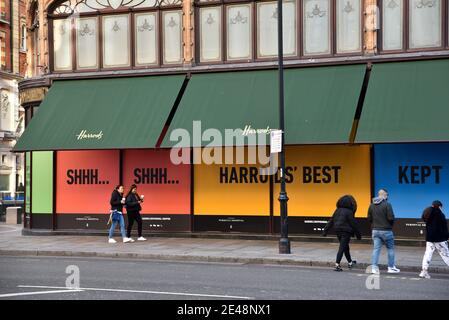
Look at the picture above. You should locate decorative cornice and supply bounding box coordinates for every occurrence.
[0,71,24,81]
[19,87,49,105]
[18,77,51,91]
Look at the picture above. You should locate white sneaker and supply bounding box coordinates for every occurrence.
[108,238,117,244]
[419,270,431,279]
[371,266,380,274]
[137,237,147,241]
[123,237,133,243]
[388,266,401,273]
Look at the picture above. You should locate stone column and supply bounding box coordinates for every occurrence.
[363,0,378,55]
[183,0,194,65]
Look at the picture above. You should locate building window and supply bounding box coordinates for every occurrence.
[226,4,253,61]
[21,24,27,51]
[76,17,98,69]
[199,6,222,62]
[336,0,362,53]
[135,12,158,66]
[162,10,183,64]
[196,0,364,64]
[49,0,183,71]
[256,0,297,58]
[381,0,446,52]
[0,1,5,20]
[382,0,403,51]
[409,0,442,49]
[29,1,40,75]
[0,33,5,70]
[303,0,331,56]
[53,19,73,71]
[102,14,131,68]
[0,174,9,192]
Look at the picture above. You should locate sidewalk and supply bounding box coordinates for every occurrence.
[1,224,448,274]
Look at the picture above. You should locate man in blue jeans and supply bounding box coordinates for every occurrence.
[368,189,400,274]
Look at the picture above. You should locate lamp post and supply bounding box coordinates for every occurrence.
[277,0,291,254]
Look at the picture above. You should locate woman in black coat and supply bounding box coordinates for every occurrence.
[323,195,362,271]
[419,200,449,279]
[108,185,132,244]
[125,184,146,241]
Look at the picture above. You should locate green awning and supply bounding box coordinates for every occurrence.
[14,75,186,151]
[284,64,365,144]
[355,59,449,143]
[162,70,279,147]
[161,65,366,147]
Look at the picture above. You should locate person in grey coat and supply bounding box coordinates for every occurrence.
[368,189,400,274]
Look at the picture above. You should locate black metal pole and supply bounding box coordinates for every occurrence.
[277,0,290,254]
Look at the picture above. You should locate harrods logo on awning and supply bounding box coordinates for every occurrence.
[76,130,103,140]
[241,125,272,136]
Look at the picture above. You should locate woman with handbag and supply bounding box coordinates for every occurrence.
[125,184,147,241]
[108,185,133,244]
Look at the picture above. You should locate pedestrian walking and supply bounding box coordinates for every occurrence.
[368,189,400,274]
[419,200,449,279]
[322,195,361,272]
[108,185,133,244]
[125,184,146,241]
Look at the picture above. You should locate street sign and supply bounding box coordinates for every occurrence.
[270,130,282,154]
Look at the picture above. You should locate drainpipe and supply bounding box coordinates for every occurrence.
[9,0,13,72]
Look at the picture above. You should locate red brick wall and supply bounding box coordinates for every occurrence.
[19,51,26,75]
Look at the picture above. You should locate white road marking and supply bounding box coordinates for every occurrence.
[0,289,83,298]
[18,285,253,300]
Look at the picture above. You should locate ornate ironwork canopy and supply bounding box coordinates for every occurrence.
[52,0,182,15]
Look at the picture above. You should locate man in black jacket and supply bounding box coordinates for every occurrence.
[419,200,449,279]
[323,195,362,272]
[367,189,400,274]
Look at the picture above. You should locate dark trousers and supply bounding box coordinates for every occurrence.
[127,211,142,238]
[336,232,352,264]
